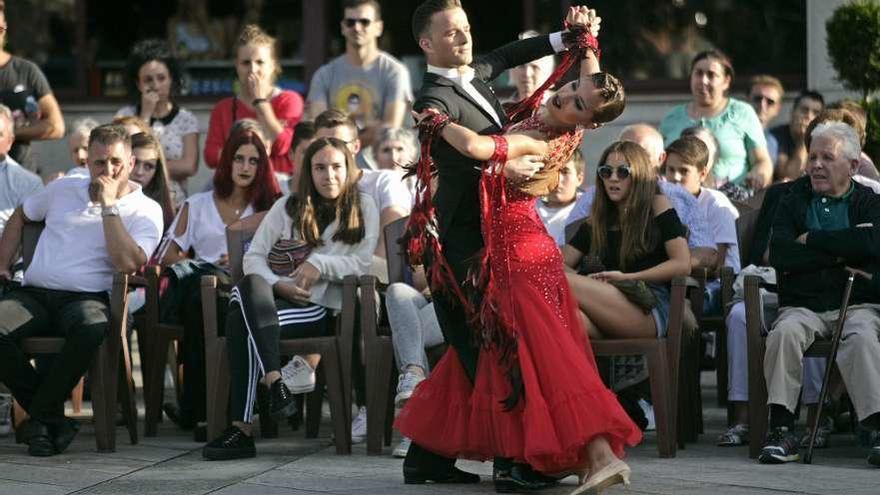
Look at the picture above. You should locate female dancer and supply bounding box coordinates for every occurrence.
[398,8,640,494]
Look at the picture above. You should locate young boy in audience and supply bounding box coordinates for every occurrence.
[536,148,584,246]
[664,135,740,313]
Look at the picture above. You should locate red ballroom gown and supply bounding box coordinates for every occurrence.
[395,116,643,474]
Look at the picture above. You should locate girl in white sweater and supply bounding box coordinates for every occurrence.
[203,137,378,460]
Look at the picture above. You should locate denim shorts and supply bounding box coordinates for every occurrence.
[649,283,671,337]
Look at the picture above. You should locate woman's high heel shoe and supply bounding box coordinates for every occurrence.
[569,459,630,495]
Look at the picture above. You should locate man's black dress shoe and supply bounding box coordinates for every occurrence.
[51,417,81,454]
[403,466,480,484]
[493,464,558,493]
[163,402,195,430]
[26,420,56,457]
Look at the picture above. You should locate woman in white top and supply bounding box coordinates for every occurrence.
[202,137,378,460]
[159,128,280,438]
[116,39,200,205]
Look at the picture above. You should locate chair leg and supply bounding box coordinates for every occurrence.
[144,334,170,437]
[119,335,139,445]
[747,335,768,459]
[365,341,395,455]
[90,344,116,453]
[321,348,351,455]
[716,326,729,408]
[305,365,325,439]
[646,348,675,458]
[205,337,230,442]
[70,378,84,414]
[384,365,396,447]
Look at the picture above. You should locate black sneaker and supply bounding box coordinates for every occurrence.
[268,379,297,419]
[758,426,800,464]
[203,426,256,461]
[867,430,880,467]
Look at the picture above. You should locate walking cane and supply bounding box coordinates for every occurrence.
[803,271,856,464]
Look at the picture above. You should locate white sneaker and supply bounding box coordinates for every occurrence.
[638,399,656,431]
[0,394,11,437]
[394,371,425,408]
[280,355,316,394]
[392,437,411,458]
[351,406,367,444]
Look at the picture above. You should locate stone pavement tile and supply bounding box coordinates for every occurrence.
[0,460,115,489]
[217,482,340,495]
[0,479,71,495]
[0,450,153,475]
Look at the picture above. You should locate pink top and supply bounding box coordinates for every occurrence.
[204,90,304,174]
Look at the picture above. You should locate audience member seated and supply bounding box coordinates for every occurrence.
[205,25,304,175]
[287,121,317,194]
[505,30,554,105]
[771,90,824,182]
[0,124,163,456]
[202,137,378,461]
[824,101,879,180]
[537,148,584,246]
[0,6,65,173]
[563,141,691,342]
[113,115,153,138]
[131,132,176,231]
[0,104,42,240]
[663,136,739,314]
[660,50,772,194]
[567,123,717,271]
[314,110,411,264]
[159,128,280,441]
[758,122,880,466]
[681,125,720,185]
[747,75,785,166]
[117,39,200,208]
[64,117,100,179]
[372,126,418,201]
[305,0,412,151]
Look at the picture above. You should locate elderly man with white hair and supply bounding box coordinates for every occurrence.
[759,121,880,466]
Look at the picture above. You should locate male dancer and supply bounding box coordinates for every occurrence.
[404,1,590,491]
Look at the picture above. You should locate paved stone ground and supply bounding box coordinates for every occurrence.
[1,372,878,494]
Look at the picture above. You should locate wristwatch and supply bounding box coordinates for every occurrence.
[101,205,120,217]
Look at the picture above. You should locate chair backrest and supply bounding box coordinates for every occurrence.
[564,216,586,245]
[226,210,269,284]
[383,216,410,285]
[21,222,45,271]
[732,202,760,269]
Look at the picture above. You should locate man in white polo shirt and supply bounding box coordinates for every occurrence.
[0,124,163,457]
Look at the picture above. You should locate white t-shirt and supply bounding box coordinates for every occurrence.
[536,195,580,246]
[22,176,163,293]
[697,187,741,273]
[0,156,42,234]
[166,191,254,264]
[358,169,413,214]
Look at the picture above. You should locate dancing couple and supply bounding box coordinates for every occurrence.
[397,1,641,494]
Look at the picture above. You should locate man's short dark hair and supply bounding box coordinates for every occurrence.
[89,124,131,150]
[292,121,317,150]
[412,0,461,42]
[343,0,381,19]
[314,109,358,135]
[793,90,825,110]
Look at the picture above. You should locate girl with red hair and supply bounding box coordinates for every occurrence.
[159,128,281,440]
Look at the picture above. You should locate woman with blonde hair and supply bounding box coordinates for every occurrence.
[204,24,304,175]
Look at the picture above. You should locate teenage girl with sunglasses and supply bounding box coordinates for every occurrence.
[563,140,691,341]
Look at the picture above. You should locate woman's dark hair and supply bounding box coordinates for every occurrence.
[690,49,735,82]
[214,129,281,212]
[131,132,176,228]
[286,137,365,247]
[126,39,184,99]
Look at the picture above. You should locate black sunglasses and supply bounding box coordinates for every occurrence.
[750,94,777,106]
[343,18,372,28]
[597,164,632,180]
